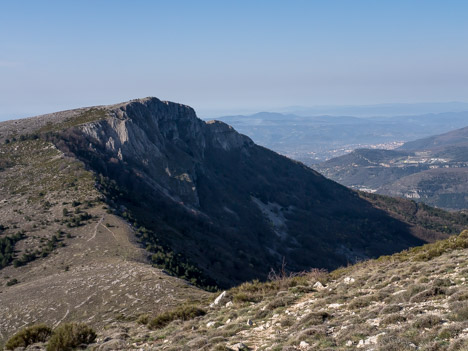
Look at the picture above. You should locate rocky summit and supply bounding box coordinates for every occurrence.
[0,97,467,349]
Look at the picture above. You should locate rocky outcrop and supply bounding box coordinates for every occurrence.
[75,98,253,208]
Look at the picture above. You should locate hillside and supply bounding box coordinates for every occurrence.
[5,230,468,350]
[400,126,468,151]
[316,126,468,210]
[0,137,208,344]
[1,97,468,345]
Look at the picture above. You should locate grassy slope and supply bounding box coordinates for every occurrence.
[69,230,467,351]
[8,229,466,350]
[0,138,208,344]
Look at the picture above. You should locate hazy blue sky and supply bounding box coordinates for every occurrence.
[1,0,467,119]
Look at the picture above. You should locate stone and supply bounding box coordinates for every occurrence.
[299,341,310,349]
[210,290,229,307]
[232,342,250,351]
[98,339,127,351]
[313,281,325,290]
[214,291,227,304]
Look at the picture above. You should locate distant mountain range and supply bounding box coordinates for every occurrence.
[217,111,468,164]
[278,101,468,117]
[316,126,468,210]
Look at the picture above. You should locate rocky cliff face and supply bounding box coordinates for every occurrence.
[75,98,253,208]
[4,97,466,288]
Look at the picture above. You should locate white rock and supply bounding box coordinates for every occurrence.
[344,277,355,284]
[214,291,227,304]
[328,303,343,309]
[313,281,325,290]
[357,333,385,348]
[346,340,353,346]
[210,291,228,307]
[225,301,233,307]
[206,321,216,327]
[232,342,249,351]
[299,341,310,349]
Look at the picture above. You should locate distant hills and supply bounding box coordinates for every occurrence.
[317,126,468,210]
[217,111,468,164]
[280,101,468,117]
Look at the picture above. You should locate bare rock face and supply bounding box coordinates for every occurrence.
[76,98,253,207]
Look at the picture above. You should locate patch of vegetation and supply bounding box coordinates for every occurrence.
[0,231,26,269]
[46,323,96,351]
[12,234,63,268]
[147,305,206,330]
[62,211,92,228]
[413,314,442,329]
[362,192,468,235]
[6,278,19,286]
[5,324,52,350]
[39,108,108,133]
[379,229,468,264]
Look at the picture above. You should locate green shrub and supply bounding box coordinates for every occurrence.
[46,323,96,351]
[438,324,462,340]
[377,335,414,351]
[265,294,297,310]
[413,314,442,329]
[147,305,206,330]
[450,302,468,321]
[233,291,262,304]
[382,313,406,325]
[137,314,149,325]
[380,304,402,314]
[298,311,330,326]
[6,278,18,286]
[348,295,374,309]
[410,286,445,303]
[5,324,52,350]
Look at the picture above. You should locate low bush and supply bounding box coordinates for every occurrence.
[382,313,406,325]
[147,305,206,330]
[438,324,463,340]
[413,314,442,329]
[6,278,18,286]
[5,324,52,350]
[348,295,374,309]
[380,304,403,314]
[297,311,331,327]
[450,302,468,321]
[377,335,415,351]
[46,323,96,351]
[410,286,445,303]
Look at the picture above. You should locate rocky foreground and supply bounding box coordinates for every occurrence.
[4,230,467,351]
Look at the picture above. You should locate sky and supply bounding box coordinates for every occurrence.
[1,0,468,119]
